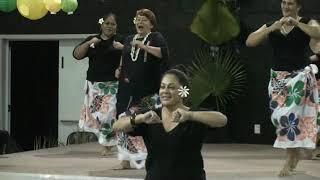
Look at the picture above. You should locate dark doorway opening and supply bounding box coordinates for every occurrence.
[10,41,59,151]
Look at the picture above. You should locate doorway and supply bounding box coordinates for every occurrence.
[10,41,59,151]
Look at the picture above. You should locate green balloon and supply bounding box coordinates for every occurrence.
[61,0,78,14]
[0,0,17,12]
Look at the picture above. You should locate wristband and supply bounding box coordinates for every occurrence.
[130,113,137,127]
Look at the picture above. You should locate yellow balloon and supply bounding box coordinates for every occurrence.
[17,0,48,20]
[44,0,61,14]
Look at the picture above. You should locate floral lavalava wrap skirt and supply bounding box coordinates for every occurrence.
[117,94,161,169]
[79,80,118,146]
[268,66,319,149]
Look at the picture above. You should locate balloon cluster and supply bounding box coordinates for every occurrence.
[0,0,78,20]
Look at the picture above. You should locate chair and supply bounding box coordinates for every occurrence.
[66,131,98,145]
[0,130,23,154]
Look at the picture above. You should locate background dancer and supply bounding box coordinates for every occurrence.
[246,0,320,176]
[115,8,169,169]
[73,13,124,156]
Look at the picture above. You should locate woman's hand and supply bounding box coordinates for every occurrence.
[140,111,162,124]
[172,108,192,123]
[88,37,101,48]
[115,67,121,79]
[113,41,124,50]
[282,16,299,26]
[269,19,284,32]
[130,40,145,49]
[310,54,319,62]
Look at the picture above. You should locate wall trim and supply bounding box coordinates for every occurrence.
[0,34,93,40]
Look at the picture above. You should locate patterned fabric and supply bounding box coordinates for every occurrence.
[116,94,161,169]
[268,67,319,149]
[79,80,118,146]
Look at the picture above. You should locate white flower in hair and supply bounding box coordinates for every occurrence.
[133,17,137,24]
[310,64,318,74]
[98,18,104,25]
[178,86,190,98]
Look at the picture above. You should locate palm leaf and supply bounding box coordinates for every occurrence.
[190,0,240,45]
[188,47,246,111]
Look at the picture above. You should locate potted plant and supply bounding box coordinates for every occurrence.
[188,0,246,142]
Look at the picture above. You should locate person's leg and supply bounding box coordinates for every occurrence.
[115,81,132,169]
[312,134,320,159]
[100,146,113,156]
[279,148,297,177]
[289,148,300,171]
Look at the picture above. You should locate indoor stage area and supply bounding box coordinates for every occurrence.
[0,143,319,180]
[1,0,320,180]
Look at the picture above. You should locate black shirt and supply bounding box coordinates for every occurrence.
[267,17,311,71]
[74,34,124,82]
[129,109,207,180]
[120,32,169,101]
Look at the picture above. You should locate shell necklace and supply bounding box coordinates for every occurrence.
[130,32,151,62]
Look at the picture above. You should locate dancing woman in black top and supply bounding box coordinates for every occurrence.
[115,8,169,169]
[246,0,320,176]
[113,69,227,180]
[73,13,124,156]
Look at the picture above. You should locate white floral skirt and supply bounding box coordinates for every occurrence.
[268,66,319,149]
[79,80,118,146]
[116,94,161,169]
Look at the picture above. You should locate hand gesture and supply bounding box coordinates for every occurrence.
[115,67,121,79]
[142,111,162,124]
[172,108,192,123]
[113,41,123,50]
[282,17,299,26]
[130,40,144,49]
[269,18,284,32]
[310,54,319,62]
[88,37,101,48]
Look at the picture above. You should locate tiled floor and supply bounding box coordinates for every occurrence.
[0,143,319,180]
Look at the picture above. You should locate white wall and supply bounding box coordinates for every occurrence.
[0,39,4,130]
[58,39,89,144]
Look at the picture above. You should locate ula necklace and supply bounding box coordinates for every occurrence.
[130,32,151,62]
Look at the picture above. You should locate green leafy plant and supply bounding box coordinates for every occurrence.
[187,47,246,111]
[190,0,240,45]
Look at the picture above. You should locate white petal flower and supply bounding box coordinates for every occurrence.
[98,18,104,25]
[310,64,318,74]
[178,86,190,98]
[133,17,137,24]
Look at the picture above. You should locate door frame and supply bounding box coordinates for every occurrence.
[0,34,91,133]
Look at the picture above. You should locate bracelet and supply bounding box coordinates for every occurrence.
[130,113,137,127]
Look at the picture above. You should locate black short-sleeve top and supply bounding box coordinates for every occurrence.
[121,32,169,98]
[266,17,311,71]
[128,108,207,180]
[74,34,124,82]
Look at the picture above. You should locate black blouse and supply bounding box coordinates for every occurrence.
[267,17,311,71]
[129,109,208,180]
[74,34,124,82]
[120,32,169,100]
